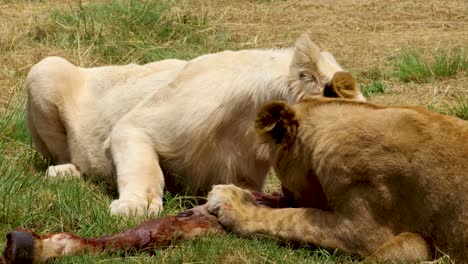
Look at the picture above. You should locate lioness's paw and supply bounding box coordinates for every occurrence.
[109,198,163,217]
[46,164,81,178]
[207,184,256,234]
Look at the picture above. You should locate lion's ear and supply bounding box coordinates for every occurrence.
[290,33,324,83]
[255,101,298,146]
[292,33,322,72]
[323,72,365,101]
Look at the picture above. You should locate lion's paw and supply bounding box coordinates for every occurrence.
[46,164,81,178]
[207,184,256,234]
[109,198,163,217]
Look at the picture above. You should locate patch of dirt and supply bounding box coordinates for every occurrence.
[0,0,467,110]
[0,1,71,112]
[370,74,468,107]
[201,0,467,105]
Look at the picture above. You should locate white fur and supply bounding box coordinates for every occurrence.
[46,164,81,178]
[26,34,363,216]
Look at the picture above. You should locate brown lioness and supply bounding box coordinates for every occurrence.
[207,97,468,263]
[26,33,365,217]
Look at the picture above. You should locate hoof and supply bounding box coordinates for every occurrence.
[4,231,35,264]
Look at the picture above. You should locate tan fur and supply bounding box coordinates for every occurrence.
[207,97,468,263]
[26,34,365,216]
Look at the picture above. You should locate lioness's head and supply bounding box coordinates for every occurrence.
[254,97,331,205]
[255,75,363,162]
[255,99,306,199]
[288,33,366,102]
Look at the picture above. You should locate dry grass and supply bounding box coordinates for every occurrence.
[0,0,467,263]
[1,0,467,110]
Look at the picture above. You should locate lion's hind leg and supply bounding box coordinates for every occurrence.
[364,232,432,263]
[26,57,86,180]
[26,57,83,166]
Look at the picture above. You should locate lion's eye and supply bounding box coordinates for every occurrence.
[299,72,318,83]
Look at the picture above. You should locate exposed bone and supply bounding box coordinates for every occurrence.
[2,205,221,264]
[1,192,284,264]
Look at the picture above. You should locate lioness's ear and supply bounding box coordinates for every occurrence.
[255,101,298,147]
[323,72,366,101]
[323,72,356,98]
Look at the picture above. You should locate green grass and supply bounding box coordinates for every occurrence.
[49,236,357,264]
[358,66,391,82]
[446,96,468,120]
[395,49,432,83]
[361,81,387,97]
[432,50,468,78]
[0,1,465,263]
[3,1,358,262]
[358,48,467,99]
[0,86,358,263]
[37,0,220,64]
[396,48,468,83]
[0,104,361,264]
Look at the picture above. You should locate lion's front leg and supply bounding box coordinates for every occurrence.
[207,184,316,239]
[108,123,164,217]
[208,184,395,259]
[206,184,260,235]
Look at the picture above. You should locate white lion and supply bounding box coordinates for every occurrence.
[26,33,365,216]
